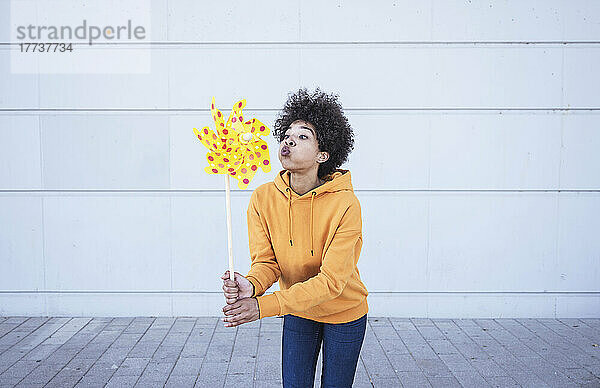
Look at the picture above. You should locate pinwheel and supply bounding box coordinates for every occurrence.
[193,97,272,280]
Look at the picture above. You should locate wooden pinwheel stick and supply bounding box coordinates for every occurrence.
[224,175,235,282]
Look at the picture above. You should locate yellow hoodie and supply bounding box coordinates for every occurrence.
[245,168,369,324]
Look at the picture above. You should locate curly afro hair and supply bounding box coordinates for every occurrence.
[273,87,355,179]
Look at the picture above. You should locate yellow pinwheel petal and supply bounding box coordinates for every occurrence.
[205,149,244,175]
[248,117,270,137]
[225,99,246,133]
[193,126,220,151]
[231,154,259,189]
[210,96,226,134]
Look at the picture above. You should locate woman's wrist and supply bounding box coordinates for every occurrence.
[254,296,261,318]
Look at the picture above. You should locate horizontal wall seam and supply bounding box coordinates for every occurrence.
[1,108,600,113]
[0,290,597,295]
[0,189,598,194]
[2,41,600,46]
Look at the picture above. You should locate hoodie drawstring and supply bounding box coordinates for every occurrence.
[286,187,293,246]
[310,191,316,256]
[286,187,317,256]
[285,187,317,256]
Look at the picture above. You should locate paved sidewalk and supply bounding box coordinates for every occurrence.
[0,316,598,387]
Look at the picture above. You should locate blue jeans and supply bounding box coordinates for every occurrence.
[282,313,367,388]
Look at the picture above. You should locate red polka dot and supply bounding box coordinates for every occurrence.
[223,158,229,162]
[212,169,218,173]
[261,145,267,150]
[263,160,269,165]
[252,119,256,122]
[232,117,237,123]
[211,103,214,109]
[255,152,261,158]
[217,111,221,118]
[226,148,232,152]
[251,165,257,171]
[231,172,236,175]
[245,120,251,125]
[204,128,208,134]
[251,127,255,132]
[249,154,254,160]
[197,135,202,140]
[208,156,214,161]
[212,134,217,140]
[243,179,249,184]
[241,168,247,173]
[238,102,242,108]
[223,129,228,134]
[215,152,221,156]
[260,126,265,131]
[238,116,242,121]
[228,168,234,172]
[220,123,224,127]
[218,163,224,168]
[222,144,226,149]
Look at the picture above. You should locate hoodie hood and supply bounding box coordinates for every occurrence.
[273,169,354,256]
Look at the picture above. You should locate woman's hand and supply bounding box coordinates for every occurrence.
[221,270,254,304]
[222,297,260,327]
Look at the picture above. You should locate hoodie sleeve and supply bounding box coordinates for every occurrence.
[245,189,281,298]
[256,198,362,319]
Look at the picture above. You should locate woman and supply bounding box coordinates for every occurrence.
[221,87,369,387]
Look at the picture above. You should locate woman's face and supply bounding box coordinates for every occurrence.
[278,119,328,174]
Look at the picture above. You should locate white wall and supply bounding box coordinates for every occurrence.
[1,0,599,318]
